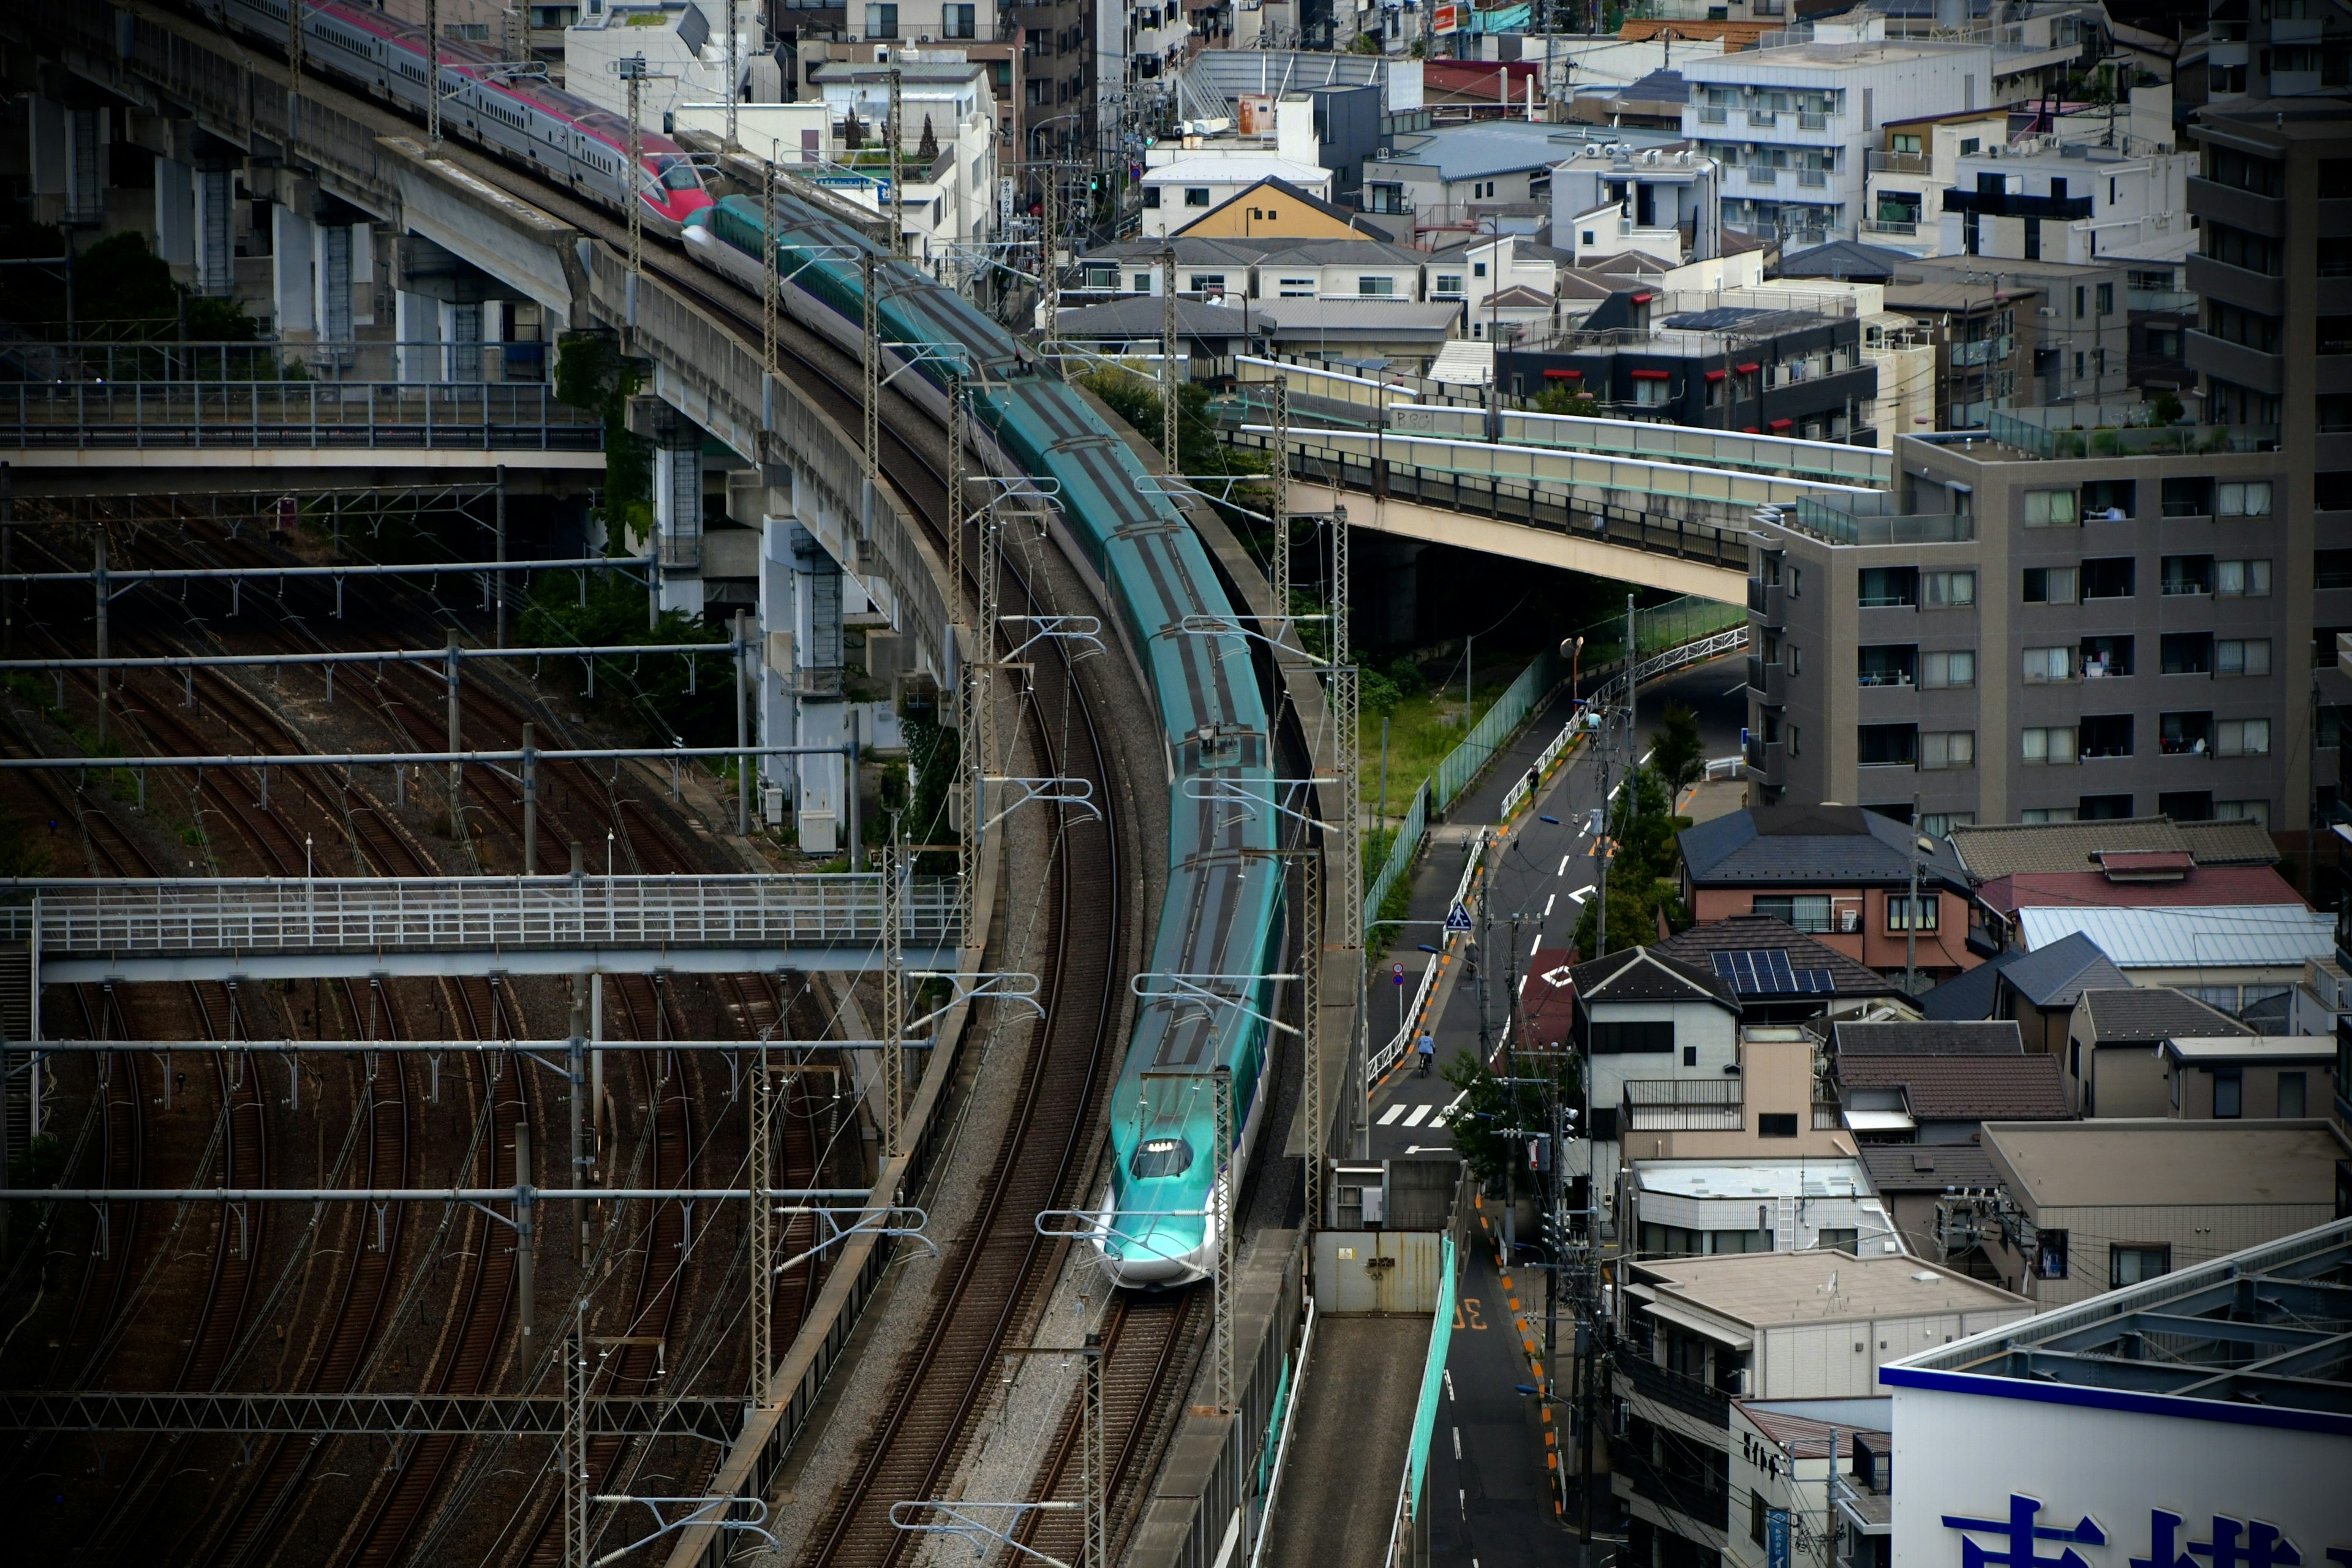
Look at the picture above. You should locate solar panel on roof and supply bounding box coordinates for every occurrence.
[1711,949,1834,995]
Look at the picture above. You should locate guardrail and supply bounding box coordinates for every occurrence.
[1368,829,1487,1088]
[0,338,548,385]
[8,875,960,957]
[0,382,603,451]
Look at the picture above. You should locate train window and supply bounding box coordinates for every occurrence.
[1129,1137,1194,1179]
[653,157,701,192]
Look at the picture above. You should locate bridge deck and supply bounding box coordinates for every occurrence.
[6,875,959,981]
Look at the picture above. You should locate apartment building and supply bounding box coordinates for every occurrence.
[1681,18,1995,249]
[1939,140,2195,275]
[1861,108,2011,254]
[1746,417,2298,834]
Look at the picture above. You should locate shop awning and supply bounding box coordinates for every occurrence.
[1542,368,1583,379]
[1631,369,1671,381]
[1768,418,1795,430]
[1705,369,1727,382]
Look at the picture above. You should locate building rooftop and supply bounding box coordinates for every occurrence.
[1950,815,2280,879]
[1653,915,1904,1000]
[1915,948,2021,1021]
[1831,1020,2024,1056]
[1995,932,2131,1009]
[1632,1249,2027,1330]
[1629,1158,1876,1202]
[2076,986,2250,1044]
[1777,240,1913,283]
[2159,1035,2335,1065]
[1679,805,1967,888]
[1143,154,1330,187]
[1256,299,1465,339]
[1882,1218,2352,1429]
[1856,1142,2005,1194]
[1569,945,1741,1010]
[1738,1403,1890,1461]
[1053,298,1263,342]
[1836,1054,2070,1121]
[1683,38,1992,75]
[1977,865,2308,916]
[1373,121,1683,181]
[2015,905,2334,970]
[1983,1119,2347,1209]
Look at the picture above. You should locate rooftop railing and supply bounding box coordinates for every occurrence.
[1981,408,2280,459]
[1791,495,1975,546]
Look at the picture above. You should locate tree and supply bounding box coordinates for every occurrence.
[1444,1047,1580,1196]
[842,108,865,150]
[917,114,940,164]
[1569,765,1689,959]
[1534,382,1600,418]
[1651,703,1705,796]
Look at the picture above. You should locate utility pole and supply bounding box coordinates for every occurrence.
[886,66,905,259]
[1161,246,1180,469]
[494,464,508,650]
[287,0,304,147]
[723,0,740,152]
[861,249,880,552]
[881,832,905,1158]
[1905,788,1921,995]
[621,55,649,346]
[446,630,464,843]
[427,0,442,149]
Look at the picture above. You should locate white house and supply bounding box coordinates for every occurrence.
[1937,138,2196,268]
[1140,155,1333,236]
[1569,946,1746,1231]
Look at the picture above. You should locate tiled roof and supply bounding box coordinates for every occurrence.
[1948,815,2279,880]
[1831,1020,2024,1057]
[1569,945,1740,1009]
[1738,1404,1890,1461]
[1857,1142,2004,1194]
[1993,932,2130,1009]
[1915,949,2020,1021]
[1650,915,1902,998]
[2077,987,2250,1045]
[1975,866,2305,914]
[1836,1054,2070,1121]
[1678,806,1965,888]
[1776,239,1910,282]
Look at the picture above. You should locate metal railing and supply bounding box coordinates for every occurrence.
[1745,166,1781,188]
[1979,409,2281,460]
[1,382,603,451]
[1950,336,2014,369]
[0,338,549,385]
[1747,110,1782,129]
[1698,106,1728,124]
[8,875,961,958]
[1798,168,1830,188]
[1623,1078,1743,1131]
[1789,497,1975,547]
[1862,218,1921,238]
[1866,150,1932,175]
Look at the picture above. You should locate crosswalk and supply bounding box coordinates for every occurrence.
[1376,1088,1466,1129]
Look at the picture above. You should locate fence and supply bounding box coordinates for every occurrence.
[0,339,551,385]
[1383,1233,1458,1568]
[0,382,603,451]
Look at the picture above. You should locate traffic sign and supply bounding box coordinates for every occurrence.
[1444,901,1474,935]
[1392,962,1406,986]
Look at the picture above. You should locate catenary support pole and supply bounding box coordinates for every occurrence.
[521,722,538,875]
[446,631,463,844]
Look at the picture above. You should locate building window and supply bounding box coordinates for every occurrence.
[1188,274,1226,296]
[2080,714,2134,758]
[1132,273,1151,292]
[1886,895,1939,932]
[1817,1228,1858,1253]
[1919,812,1973,836]
[1922,570,1972,606]
[1758,1113,1800,1138]
[1434,273,1464,296]
[2022,566,2078,604]
[2097,282,2114,314]
[944,2,976,36]
[2278,1071,2306,1117]
[2217,559,2272,596]
[1752,895,1834,933]
[1184,187,1211,207]
[2024,646,2075,683]
[1589,1020,1674,1054]
[2215,639,2271,676]
[2022,488,2079,527]
[1142,187,1160,208]
[864,2,899,37]
[1634,375,1670,407]
[1278,277,1314,297]
[2110,1243,2170,1286]
[2217,481,2273,516]
[2022,726,2079,764]
[1358,276,1396,296]
[1920,649,1974,688]
[1858,723,1918,767]
[2217,717,2271,756]
[2035,1229,2069,1279]
[1920,731,1975,771]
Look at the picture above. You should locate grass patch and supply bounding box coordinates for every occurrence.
[1359,663,1530,831]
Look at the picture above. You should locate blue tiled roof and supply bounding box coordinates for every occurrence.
[1996,932,2132,1009]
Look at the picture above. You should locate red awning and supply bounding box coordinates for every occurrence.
[1705,369,1727,382]
[1743,426,1761,433]
[1542,368,1583,379]
[1630,292,1656,304]
[1736,361,1762,373]
[1630,369,1671,381]
[1768,418,1795,430]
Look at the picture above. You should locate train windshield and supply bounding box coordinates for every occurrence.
[1128,1137,1194,1180]
[650,156,701,192]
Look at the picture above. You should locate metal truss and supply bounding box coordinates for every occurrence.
[767,1204,935,1275]
[997,614,1102,662]
[900,971,1044,1036]
[1178,775,1336,831]
[0,1391,739,1441]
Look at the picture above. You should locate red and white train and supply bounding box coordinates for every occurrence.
[213,0,715,229]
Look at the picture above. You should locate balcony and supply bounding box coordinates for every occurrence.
[2185,253,2285,316]
[2186,176,2286,238]
[1745,166,1781,189]
[1942,187,2094,222]
[1618,1351,1732,1425]
[1747,109,1782,129]
[1792,496,1973,546]
[1977,409,2278,459]
[1814,1102,1842,1130]
[1798,111,1830,131]
[1798,168,1829,189]
[1950,335,2015,369]
[1861,217,1919,238]
[2129,287,2198,314]
[1699,105,1729,124]
[1624,1079,1744,1131]
[1744,735,1782,771]
[1868,149,1932,176]
[1615,1446,1733,1531]
[2183,330,2285,397]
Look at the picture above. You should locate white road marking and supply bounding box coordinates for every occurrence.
[1529,927,1544,956]
[1441,1089,1468,1120]
[1403,1103,1434,1128]
[1557,854,1572,876]
[1608,782,1622,801]
[1640,747,1654,766]
[1542,893,1557,918]
[1444,1368,1456,1403]
[1453,1427,1463,1461]
[1565,885,1592,903]
[1378,1102,1407,1126]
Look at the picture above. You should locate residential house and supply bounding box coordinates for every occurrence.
[1650,914,1907,1022]
[1548,145,1727,268]
[1617,1024,1849,1170]
[1859,108,2012,253]
[1142,156,1334,236]
[1253,299,1465,378]
[1568,946,1747,1234]
[1977,1118,2352,1306]
[1968,854,2313,979]
[1620,1156,1905,1261]
[1165,176,1398,244]
[1611,1250,2027,1568]
[1854,1141,2011,1276]
[1361,120,1683,233]
[2018,903,2333,1020]
[2065,984,2250,1115]
[1068,237,1431,306]
[1937,140,2195,274]
[1917,932,2129,1053]
[1421,232,1562,341]
[1049,296,1261,379]
[2160,1035,2334,1120]
[1828,1022,2070,1144]
[1874,275,2041,430]
[1678,807,1976,986]
[1945,813,2285,880]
